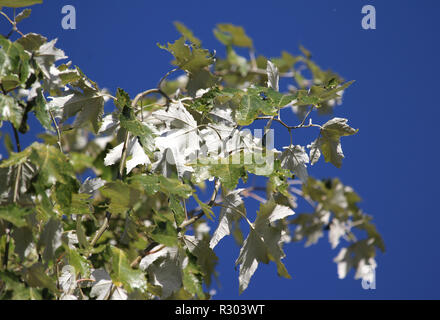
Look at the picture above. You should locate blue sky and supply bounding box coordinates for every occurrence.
[1,0,439,299]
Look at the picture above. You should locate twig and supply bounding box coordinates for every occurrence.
[89,212,111,247]
[129,242,163,268]
[179,179,221,229]
[0,11,24,37]
[256,116,322,130]
[157,67,178,89]
[49,110,63,153]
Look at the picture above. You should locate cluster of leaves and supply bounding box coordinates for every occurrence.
[0,1,383,300]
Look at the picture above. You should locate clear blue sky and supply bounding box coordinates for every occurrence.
[1,0,439,299]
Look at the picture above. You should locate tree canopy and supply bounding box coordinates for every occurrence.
[0,0,384,300]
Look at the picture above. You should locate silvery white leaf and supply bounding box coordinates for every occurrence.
[59,265,77,294]
[266,60,279,92]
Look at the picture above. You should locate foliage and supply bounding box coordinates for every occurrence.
[0,2,384,300]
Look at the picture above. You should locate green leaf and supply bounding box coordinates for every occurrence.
[192,193,214,220]
[120,105,155,157]
[308,118,358,168]
[183,236,218,286]
[115,87,131,109]
[28,143,76,185]
[99,180,142,214]
[23,262,58,293]
[234,86,296,126]
[192,158,246,190]
[110,246,147,293]
[68,248,91,278]
[0,0,42,8]
[15,8,32,23]
[76,218,90,250]
[0,271,42,300]
[187,69,218,97]
[0,204,30,227]
[16,33,47,51]
[214,24,253,48]
[169,195,186,226]
[128,174,193,198]
[174,21,201,47]
[34,88,52,130]
[235,90,276,126]
[0,36,30,83]
[151,214,179,247]
[182,266,205,299]
[158,37,214,73]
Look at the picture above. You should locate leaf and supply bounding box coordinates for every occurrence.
[27,143,76,185]
[187,69,218,97]
[174,22,201,47]
[235,90,277,126]
[16,33,47,51]
[0,94,23,129]
[279,145,309,182]
[0,204,30,227]
[194,159,246,190]
[235,201,294,293]
[50,90,105,133]
[114,87,131,109]
[0,271,42,300]
[59,265,77,294]
[210,188,245,249]
[153,100,201,178]
[0,0,42,8]
[291,210,330,247]
[266,60,279,92]
[119,105,155,157]
[158,37,213,74]
[128,174,192,199]
[68,247,91,277]
[23,262,58,293]
[183,235,218,286]
[33,38,66,80]
[15,8,32,23]
[214,24,253,48]
[0,36,30,83]
[37,217,62,263]
[333,239,377,281]
[110,246,147,293]
[99,180,142,214]
[79,177,106,195]
[150,217,178,247]
[146,247,184,298]
[329,218,351,249]
[192,193,214,220]
[90,268,127,300]
[11,226,33,260]
[308,118,358,168]
[34,88,52,130]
